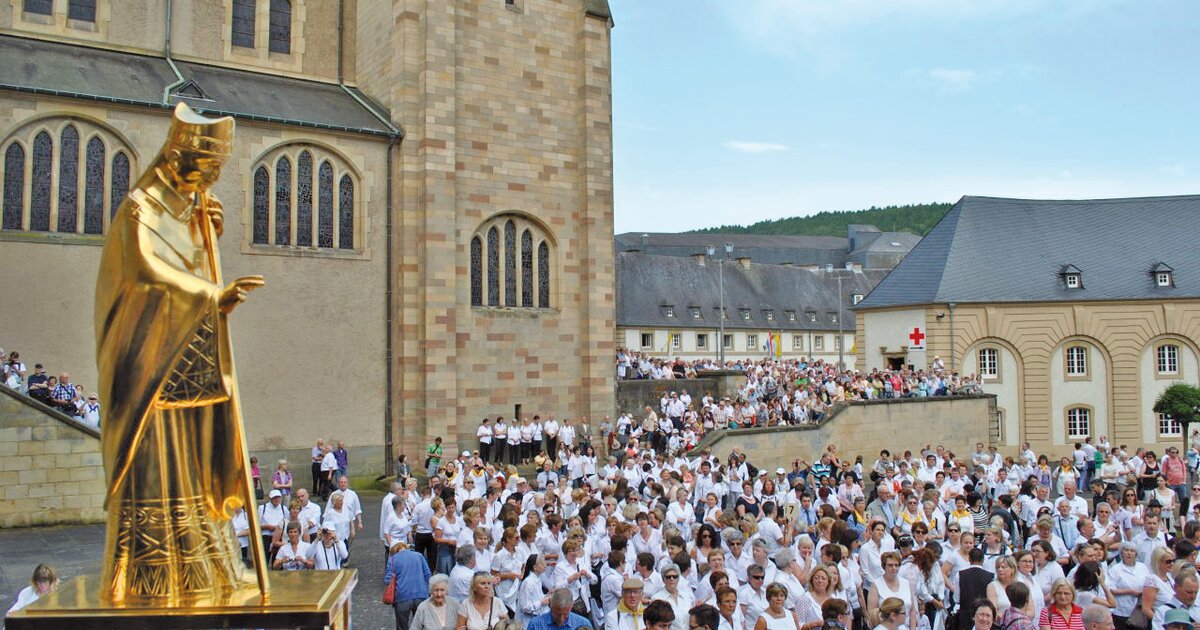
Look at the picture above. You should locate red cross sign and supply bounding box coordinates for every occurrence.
[908,327,926,349]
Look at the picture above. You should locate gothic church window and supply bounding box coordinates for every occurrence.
[1,117,136,236]
[3,144,24,230]
[24,0,52,16]
[295,150,313,247]
[232,0,256,48]
[470,213,555,310]
[250,144,358,252]
[84,137,105,235]
[68,0,96,21]
[269,0,291,54]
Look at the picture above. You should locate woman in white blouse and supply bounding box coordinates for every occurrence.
[491,527,522,612]
[517,554,551,626]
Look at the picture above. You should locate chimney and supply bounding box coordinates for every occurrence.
[692,253,707,266]
[736,256,752,270]
[824,263,834,272]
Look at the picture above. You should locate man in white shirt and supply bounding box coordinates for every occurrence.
[1133,514,1169,564]
[295,488,322,538]
[1055,481,1090,518]
[1022,485,1054,529]
[319,446,338,499]
[476,418,493,463]
[543,416,561,456]
[333,475,363,534]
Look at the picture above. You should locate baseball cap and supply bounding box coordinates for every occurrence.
[269,490,282,499]
[462,450,471,457]
[776,467,786,475]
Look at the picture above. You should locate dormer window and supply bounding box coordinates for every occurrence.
[806,311,817,322]
[765,310,775,322]
[1153,263,1174,288]
[1060,264,1083,289]
[662,305,675,318]
[785,310,796,321]
[739,308,751,321]
[852,294,864,305]
[688,306,702,319]
[827,312,838,324]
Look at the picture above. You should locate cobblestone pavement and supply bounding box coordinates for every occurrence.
[0,490,395,630]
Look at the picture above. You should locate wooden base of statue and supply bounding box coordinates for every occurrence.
[6,569,356,630]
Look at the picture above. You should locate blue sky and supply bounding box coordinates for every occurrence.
[609,0,1200,233]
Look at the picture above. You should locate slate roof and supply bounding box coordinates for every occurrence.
[617,252,889,331]
[0,35,396,137]
[857,194,1200,309]
[615,232,855,268]
[850,231,923,255]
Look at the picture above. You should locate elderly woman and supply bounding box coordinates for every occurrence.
[273,521,314,571]
[412,574,460,630]
[1107,542,1148,628]
[987,555,1020,615]
[1039,578,1084,630]
[456,571,508,630]
[323,491,354,547]
[6,564,58,614]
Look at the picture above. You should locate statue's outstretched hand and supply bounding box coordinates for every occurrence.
[219,276,265,313]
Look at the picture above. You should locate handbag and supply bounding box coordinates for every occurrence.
[382,562,398,605]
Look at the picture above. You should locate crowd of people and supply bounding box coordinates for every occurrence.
[1,347,101,429]
[379,414,1200,630]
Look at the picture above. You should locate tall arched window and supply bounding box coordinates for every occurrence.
[83,136,105,235]
[470,236,483,306]
[318,161,334,248]
[486,226,500,306]
[111,151,130,217]
[504,220,517,306]
[538,241,550,308]
[470,213,555,310]
[250,144,360,251]
[29,131,52,232]
[251,166,269,244]
[1,118,135,234]
[269,0,292,54]
[3,143,24,230]
[274,156,291,245]
[338,175,354,250]
[295,150,313,247]
[521,230,533,307]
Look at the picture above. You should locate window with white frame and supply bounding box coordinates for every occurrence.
[765,310,775,322]
[1158,413,1182,438]
[828,312,838,324]
[1065,273,1081,289]
[978,348,999,379]
[746,334,758,351]
[785,310,796,321]
[806,311,817,322]
[1065,346,1087,377]
[813,336,824,351]
[852,294,864,305]
[663,306,675,318]
[670,333,681,349]
[688,306,701,319]
[740,309,751,321]
[792,335,802,350]
[1066,407,1091,439]
[1158,344,1180,375]
[722,334,732,350]
[1157,272,1173,287]
[834,336,842,351]
[639,333,652,349]
[696,333,708,349]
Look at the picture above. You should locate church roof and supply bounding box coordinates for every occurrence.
[857,194,1200,309]
[617,252,889,331]
[0,35,397,138]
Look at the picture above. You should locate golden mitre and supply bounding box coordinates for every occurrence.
[166,102,235,157]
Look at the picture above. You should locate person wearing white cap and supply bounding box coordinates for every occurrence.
[307,522,348,570]
[258,489,288,561]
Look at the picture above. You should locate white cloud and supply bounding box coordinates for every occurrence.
[927,68,978,91]
[724,141,790,154]
[1161,164,1187,176]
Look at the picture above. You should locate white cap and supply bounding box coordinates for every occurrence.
[462,450,471,457]
[776,467,786,474]
[269,490,282,499]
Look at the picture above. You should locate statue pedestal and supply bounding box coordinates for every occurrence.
[6,569,356,630]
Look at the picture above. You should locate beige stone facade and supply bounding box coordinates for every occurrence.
[859,300,1200,455]
[0,0,615,475]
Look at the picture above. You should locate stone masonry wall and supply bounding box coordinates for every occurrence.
[695,395,997,471]
[0,388,105,527]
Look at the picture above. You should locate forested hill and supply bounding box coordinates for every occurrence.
[689,202,953,237]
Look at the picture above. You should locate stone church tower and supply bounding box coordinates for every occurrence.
[0,0,614,473]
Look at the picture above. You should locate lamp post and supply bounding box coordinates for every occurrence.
[707,242,734,365]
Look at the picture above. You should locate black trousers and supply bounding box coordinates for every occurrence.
[479,441,491,463]
[546,436,558,458]
[310,462,321,493]
[492,441,504,464]
[414,531,435,569]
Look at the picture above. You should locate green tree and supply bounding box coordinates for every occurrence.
[1153,383,1200,449]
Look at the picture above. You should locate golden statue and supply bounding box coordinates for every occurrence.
[93,103,268,603]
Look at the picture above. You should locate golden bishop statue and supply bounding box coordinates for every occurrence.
[94,102,269,604]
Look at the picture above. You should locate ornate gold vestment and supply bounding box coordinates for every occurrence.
[94,103,268,603]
